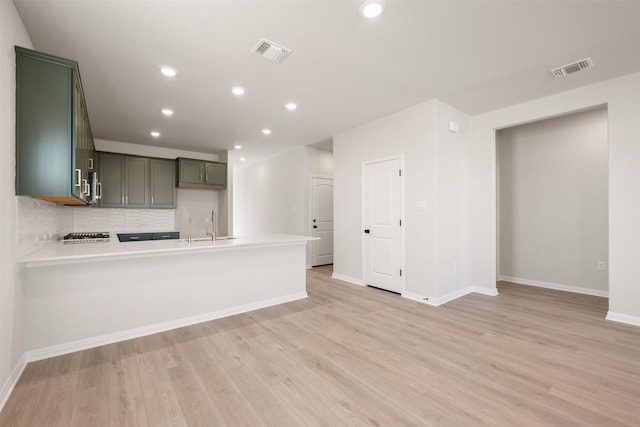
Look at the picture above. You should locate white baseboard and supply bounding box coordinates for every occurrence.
[403,287,493,307]
[0,353,27,413]
[472,286,500,296]
[500,275,608,298]
[606,311,640,327]
[402,291,434,305]
[331,273,365,286]
[25,291,308,362]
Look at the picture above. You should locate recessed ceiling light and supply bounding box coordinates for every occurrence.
[234,145,242,150]
[284,102,297,111]
[159,66,177,77]
[161,108,174,116]
[359,0,385,18]
[239,157,246,162]
[231,86,246,96]
[150,131,160,137]
[261,129,272,135]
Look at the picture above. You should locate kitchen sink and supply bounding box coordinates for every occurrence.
[179,236,236,242]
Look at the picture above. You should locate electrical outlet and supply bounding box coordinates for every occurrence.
[597,261,605,271]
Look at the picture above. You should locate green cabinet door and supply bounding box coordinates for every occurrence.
[99,153,126,207]
[179,158,204,185]
[205,162,226,188]
[125,157,149,208]
[150,159,176,208]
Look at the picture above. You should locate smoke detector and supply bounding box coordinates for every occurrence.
[551,57,593,77]
[251,39,292,64]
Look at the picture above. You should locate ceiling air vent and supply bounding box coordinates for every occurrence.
[251,39,292,64]
[551,57,593,77]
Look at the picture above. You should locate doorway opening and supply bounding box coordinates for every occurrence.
[496,106,609,298]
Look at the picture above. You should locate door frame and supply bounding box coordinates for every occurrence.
[309,175,334,267]
[361,154,406,293]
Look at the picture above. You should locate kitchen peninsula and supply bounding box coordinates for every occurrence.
[18,234,315,361]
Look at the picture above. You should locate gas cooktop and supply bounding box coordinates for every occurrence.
[63,232,110,244]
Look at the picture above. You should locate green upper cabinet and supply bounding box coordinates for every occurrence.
[178,158,227,189]
[98,153,175,209]
[98,153,125,208]
[179,158,204,186]
[125,156,149,208]
[150,158,177,208]
[15,46,95,205]
[205,162,226,187]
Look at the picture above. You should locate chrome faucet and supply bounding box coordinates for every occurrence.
[206,210,216,241]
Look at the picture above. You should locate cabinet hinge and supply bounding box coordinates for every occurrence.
[400,269,403,277]
[399,169,402,177]
[399,219,402,226]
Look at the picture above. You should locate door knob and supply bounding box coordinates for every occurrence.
[313,225,317,229]
[364,229,370,234]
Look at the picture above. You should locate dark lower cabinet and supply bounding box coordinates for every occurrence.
[117,232,179,242]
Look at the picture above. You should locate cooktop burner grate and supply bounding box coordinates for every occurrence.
[63,232,110,243]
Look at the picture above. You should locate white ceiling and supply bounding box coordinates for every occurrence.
[13,0,640,163]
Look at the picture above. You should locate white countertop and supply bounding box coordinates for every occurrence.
[18,234,317,266]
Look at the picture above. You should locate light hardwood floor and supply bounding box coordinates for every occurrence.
[2,267,640,426]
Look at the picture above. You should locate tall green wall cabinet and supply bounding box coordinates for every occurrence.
[15,46,95,205]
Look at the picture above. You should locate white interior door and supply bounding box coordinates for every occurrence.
[311,177,334,266]
[363,158,403,293]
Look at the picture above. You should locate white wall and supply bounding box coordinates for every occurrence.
[470,72,640,324]
[434,101,471,298]
[333,100,471,301]
[0,0,32,408]
[233,146,311,237]
[333,100,472,301]
[232,146,333,267]
[334,101,436,294]
[497,108,608,295]
[310,147,333,177]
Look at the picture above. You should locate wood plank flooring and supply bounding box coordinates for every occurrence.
[2,267,640,426]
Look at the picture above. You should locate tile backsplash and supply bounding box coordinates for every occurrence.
[72,207,175,233]
[17,196,71,257]
[17,196,175,256]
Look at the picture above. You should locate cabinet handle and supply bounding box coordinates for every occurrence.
[200,173,203,181]
[125,196,128,204]
[75,169,82,187]
[96,182,102,200]
[82,179,89,195]
[121,196,124,204]
[88,158,94,169]
[151,196,154,205]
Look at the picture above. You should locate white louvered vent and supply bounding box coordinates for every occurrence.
[251,39,292,64]
[551,57,593,77]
